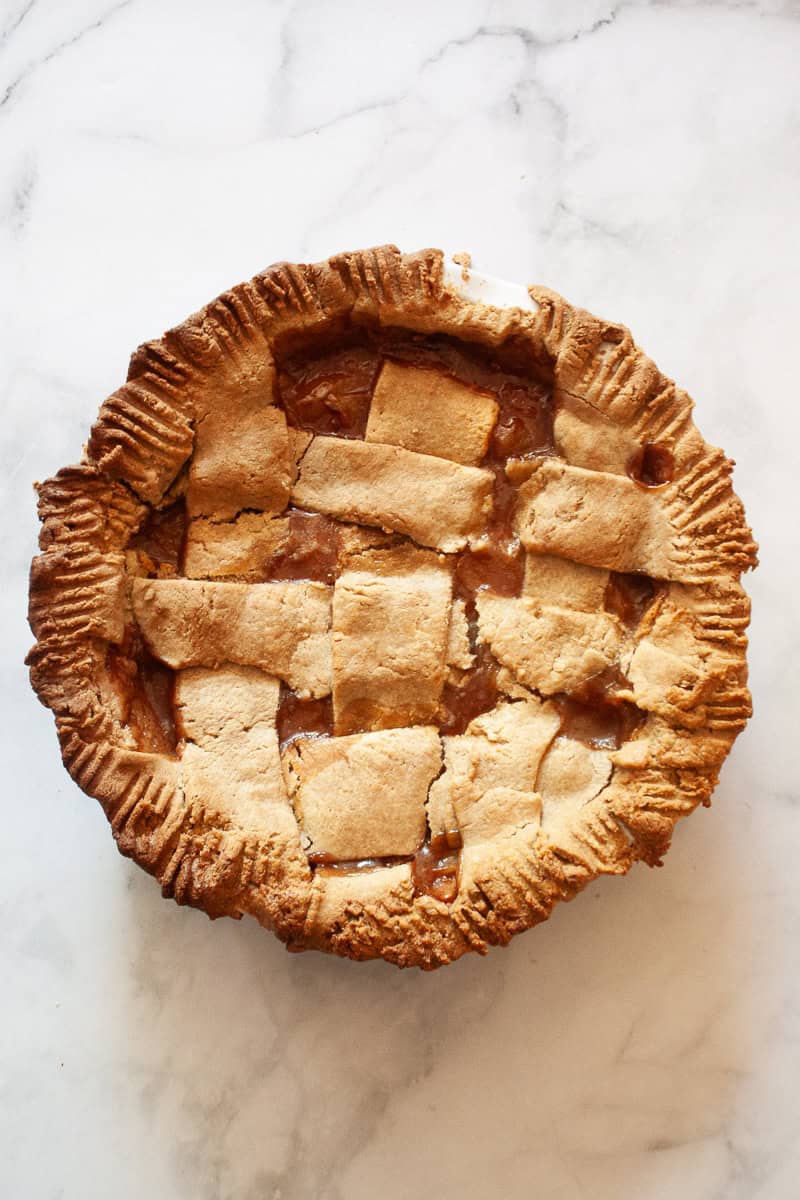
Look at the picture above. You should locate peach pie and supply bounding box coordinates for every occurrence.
[27,246,757,968]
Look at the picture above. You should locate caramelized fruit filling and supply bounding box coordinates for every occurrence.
[269,509,340,584]
[412,831,463,903]
[439,637,501,737]
[440,541,524,736]
[484,377,554,545]
[278,341,380,437]
[308,831,461,904]
[309,852,411,875]
[377,327,553,395]
[276,685,333,749]
[555,666,645,751]
[106,630,178,756]
[604,571,658,628]
[453,543,525,601]
[628,443,675,489]
[129,500,187,575]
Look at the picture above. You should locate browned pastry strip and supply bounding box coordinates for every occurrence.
[291,436,494,552]
[476,593,624,695]
[366,360,499,464]
[332,545,452,733]
[283,726,441,860]
[515,457,755,583]
[131,578,332,697]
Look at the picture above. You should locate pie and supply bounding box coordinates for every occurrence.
[27,246,757,969]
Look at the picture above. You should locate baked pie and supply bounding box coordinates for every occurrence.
[27,246,757,968]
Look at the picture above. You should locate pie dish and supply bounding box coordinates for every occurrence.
[27,246,757,969]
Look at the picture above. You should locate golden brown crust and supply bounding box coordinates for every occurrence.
[27,245,756,968]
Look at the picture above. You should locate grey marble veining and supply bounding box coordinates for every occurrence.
[2,2,798,1197]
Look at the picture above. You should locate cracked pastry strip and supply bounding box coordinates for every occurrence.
[332,544,452,734]
[476,592,624,695]
[184,507,341,584]
[537,736,613,827]
[514,459,679,578]
[445,597,473,673]
[184,512,290,579]
[365,360,499,465]
[291,435,494,552]
[131,578,332,697]
[429,699,560,844]
[177,666,301,838]
[458,787,543,846]
[283,726,442,859]
[553,390,641,475]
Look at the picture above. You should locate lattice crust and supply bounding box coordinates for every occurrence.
[538,739,614,819]
[291,437,494,552]
[515,459,754,581]
[553,391,641,475]
[178,667,299,831]
[184,512,290,580]
[430,700,560,831]
[27,245,757,970]
[189,404,291,521]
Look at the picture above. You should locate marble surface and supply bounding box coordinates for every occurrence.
[2,1,798,1197]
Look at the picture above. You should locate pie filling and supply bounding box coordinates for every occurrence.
[114,322,664,901]
[603,571,659,628]
[309,831,462,902]
[106,630,178,756]
[128,500,187,575]
[264,509,341,584]
[554,666,645,751]
[627,443,675,489]
[276,685,333,747]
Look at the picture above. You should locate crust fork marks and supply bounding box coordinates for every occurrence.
[330,245,444,315]
[27,467,142,741]
[539,295,756,582]
[664,448,758,579]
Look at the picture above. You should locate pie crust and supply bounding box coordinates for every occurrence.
[27,246,757,968]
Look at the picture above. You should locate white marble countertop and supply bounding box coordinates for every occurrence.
[2,2,798,1197]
